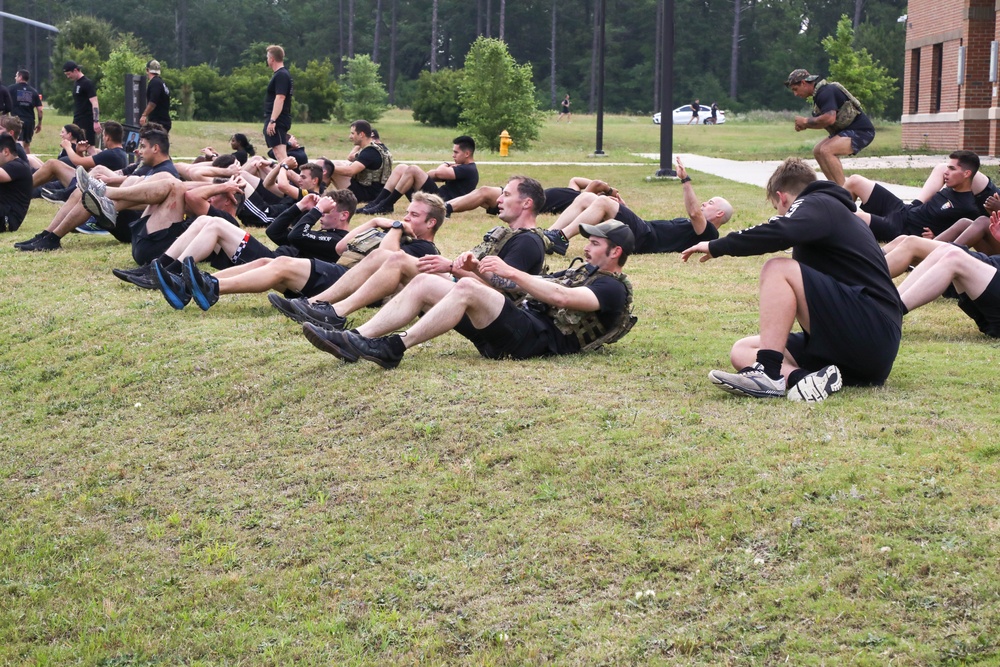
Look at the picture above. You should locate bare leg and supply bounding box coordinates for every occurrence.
[549,192,600,231]
[32,159,75,188]
[213,257,274,279]
[447,186,502,214]
[172,217,251,262]
[882,236,944,278]
[308,248,396,304]
[553,195,619,240]
[898,244,998,309]
[134,180,188,235]
[954,216,1000,254]
[332,251,420,316]
[812,135,853,186]
[934,217,975,243]
[843,174,877,204]
[217,255,312,295]
[270,144,288,162]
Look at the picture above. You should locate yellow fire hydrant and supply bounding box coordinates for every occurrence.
[499,130,513,157]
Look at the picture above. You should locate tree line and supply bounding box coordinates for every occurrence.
[1,0,906,118]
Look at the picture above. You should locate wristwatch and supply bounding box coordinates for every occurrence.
[391,220,403,230]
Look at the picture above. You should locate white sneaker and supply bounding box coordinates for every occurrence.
[709,362,786,398]
[787,365,842,402]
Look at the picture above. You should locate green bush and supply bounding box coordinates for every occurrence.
[337,55,388,123]
[822,15,897,118]
[100,45,150,123]
[289,59,340,123]
[459,37,541,152]
[412,69,464,127]
[45,15,116,113]
[220,63,272,123]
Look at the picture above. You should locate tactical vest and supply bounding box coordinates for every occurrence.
[355,141,393,187]
[522,263,637,352]
[812,79,864,133]
[471,225,549,263]
[337,227,434,268]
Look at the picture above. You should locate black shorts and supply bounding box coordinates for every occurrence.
[783,264,901,386]
[75,119,97,145]
[131,217,188,266]
[349,180,385,204]
[956,263,1000,337]
[300,258,349,296]
[614,204,654,250]
[18,122,35,144]
[540,188,580,215]
[861,184,909,242]
[110,209,143,244]
[837,128,875,155]
[263,121,290,149]
[453,299,553,360]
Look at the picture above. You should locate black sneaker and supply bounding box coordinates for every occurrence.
[268,293,311,323]
[183,257,220,311]
[291,300,347,330]
[301,323,360,362]
[40,186,70,204]
[112,265,158,290]
[360,201,393,215]
[153,259,191,309]
[542,229,569,256]
[18,231,61,252]
[14,232,46,249]
[337,330,403,369]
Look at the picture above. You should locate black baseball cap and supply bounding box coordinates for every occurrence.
[63,61,80,72]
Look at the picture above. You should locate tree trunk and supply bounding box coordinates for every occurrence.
[550,0,557,108]
[729,0,741,100]
[388,0,398,103]
[338,0,345,74]
[175,0,188,67]
[853,0,864,30]
[589,0,599,113]
[477,0,484,37]
[348,0,355,58]
[373,0,382,63]
[431,0,439,72]
[499,0,506,41]
[486,0,492,38]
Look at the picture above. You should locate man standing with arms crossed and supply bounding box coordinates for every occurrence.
[63,61,101,145]
[263,45,293,163]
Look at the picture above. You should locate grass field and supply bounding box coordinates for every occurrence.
[3,113,999,665]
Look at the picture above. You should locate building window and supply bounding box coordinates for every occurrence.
[910,48,921,114]
[931,43,943,113]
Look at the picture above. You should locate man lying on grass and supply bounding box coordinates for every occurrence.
[300,221,636,369]
[682,157,903,402]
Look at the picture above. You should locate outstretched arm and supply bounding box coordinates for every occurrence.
[676,157,707,234]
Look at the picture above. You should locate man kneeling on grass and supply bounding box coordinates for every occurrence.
[681,158,903,402]
[301,221,636,369]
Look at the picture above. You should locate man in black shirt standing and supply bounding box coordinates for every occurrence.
[263,45,293,163]
[682,158,903,402]
[10,69,43,153]
[785,69,875,186]
[140,60,171,133]
[63,61,101,145]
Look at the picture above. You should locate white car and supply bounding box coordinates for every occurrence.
[653,105,725,125]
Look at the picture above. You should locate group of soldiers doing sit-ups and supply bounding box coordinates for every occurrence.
[6,114,1000,401]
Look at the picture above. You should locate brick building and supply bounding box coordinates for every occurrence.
[902,0,997,154]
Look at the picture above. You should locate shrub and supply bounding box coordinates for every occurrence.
[289,59,340,123]
[337,55,388,123]
[459,37,541,152]
[412,69,464,127]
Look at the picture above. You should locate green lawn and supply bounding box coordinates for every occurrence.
[3,115,999,665]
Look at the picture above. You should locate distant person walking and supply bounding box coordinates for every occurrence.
[10,69,43,153]
[557,94,572,122]
[785,68,875,186]
[688,98,700,125]
[140,60,171,133]
[263,45,293,163]
[708,101,718,125]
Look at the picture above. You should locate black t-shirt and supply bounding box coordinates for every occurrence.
[72,75,98,123]
[353,145,383,173]
[813,82,874,134]
[438,163,479,201]
[0,85,11,115]
[542,273,629,354]
[905,189,980,237]
[644,217,720,254]
[146,75,171,126]
[709,181,902,324]
[497,230,546,276]
[0,157,33,231]
[135,158,180,179]
[401,238,439,258]
[264,67,293,124]
[205,204,239,226]
[975,177,999,216]
[94,147,128,171]
[10,83,42,125]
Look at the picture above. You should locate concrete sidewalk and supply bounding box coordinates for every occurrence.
[643,153,949,200]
